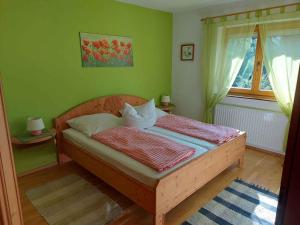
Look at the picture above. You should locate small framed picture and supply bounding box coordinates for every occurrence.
[180,44,194,61]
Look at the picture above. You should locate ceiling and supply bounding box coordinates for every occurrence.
[116,0,250,13]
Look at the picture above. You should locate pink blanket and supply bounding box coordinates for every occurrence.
[156,115,239,145]
[92,127,195,172]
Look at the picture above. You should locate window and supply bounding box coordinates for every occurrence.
[229,25,275,100]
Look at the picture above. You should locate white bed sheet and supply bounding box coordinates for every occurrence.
[63,127,216,187]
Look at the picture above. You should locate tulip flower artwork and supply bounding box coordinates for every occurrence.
[80,33,133,67]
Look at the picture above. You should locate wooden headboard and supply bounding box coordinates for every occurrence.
[54,95,147,150]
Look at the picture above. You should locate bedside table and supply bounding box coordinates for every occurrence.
[157,103,176,114]
[11,128,56,145]
[11,128,58,176]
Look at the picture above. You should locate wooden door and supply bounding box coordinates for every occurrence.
[0,80,23,225]
[276,66,300,225]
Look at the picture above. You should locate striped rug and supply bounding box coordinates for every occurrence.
[26,174,123,225]
[183,179,278,225]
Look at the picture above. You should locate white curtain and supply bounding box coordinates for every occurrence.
[259,22,300,118]
[259,21,300,149]
[203,22,256,123]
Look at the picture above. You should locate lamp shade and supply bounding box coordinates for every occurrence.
[27,117,45,132]
[161,95,171,103]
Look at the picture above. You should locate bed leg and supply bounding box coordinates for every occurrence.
[238,155,245,168]
[57,152,71,166]
[153,213,165,225]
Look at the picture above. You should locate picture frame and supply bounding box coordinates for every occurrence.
[79,32,133,67]
[180,44,194,61]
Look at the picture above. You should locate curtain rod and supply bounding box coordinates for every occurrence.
[200,2,299,21]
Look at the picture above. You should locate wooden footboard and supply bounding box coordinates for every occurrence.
[153,133,246,224]
[54,95,247,225]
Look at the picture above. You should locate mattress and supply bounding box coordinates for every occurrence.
[63,126,216,187]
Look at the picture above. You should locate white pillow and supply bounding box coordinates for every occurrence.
[122,99,156,129]
[119,106,168,119]
[67,113,122,137]
[154,108,168,118]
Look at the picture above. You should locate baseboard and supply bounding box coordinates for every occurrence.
[17,162,58,178]
[247,145,285,158]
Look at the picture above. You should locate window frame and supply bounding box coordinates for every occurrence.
[229,25,275,101]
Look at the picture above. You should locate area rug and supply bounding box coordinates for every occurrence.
[26,174,123,225]
[182,179,278,225]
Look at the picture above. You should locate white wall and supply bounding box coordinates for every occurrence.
[172,0,298,120]
[172,12,203,120]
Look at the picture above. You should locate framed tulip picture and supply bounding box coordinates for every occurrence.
[180,43,194,61]
[79,32,133,67]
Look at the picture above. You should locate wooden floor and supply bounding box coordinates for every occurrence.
[18,149,284,225]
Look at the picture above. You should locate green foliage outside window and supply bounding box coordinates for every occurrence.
[232,36,272,91]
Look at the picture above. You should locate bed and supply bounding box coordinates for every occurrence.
[55,95,246,225]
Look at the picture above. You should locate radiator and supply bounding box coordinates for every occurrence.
[214,103,288,153]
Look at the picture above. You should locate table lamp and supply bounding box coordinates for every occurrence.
[27,117,45,135]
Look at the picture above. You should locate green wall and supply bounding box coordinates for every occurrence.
[0,0,172,173]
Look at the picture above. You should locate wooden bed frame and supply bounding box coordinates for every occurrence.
[55,95,246,225]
